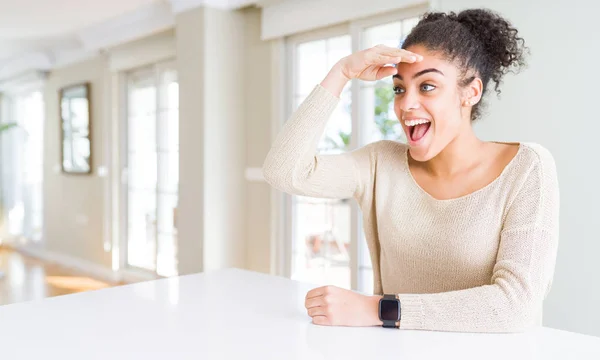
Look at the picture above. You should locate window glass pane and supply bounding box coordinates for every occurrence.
[127,69,158,272]
[402,17,420,41]
[363,21,403,49]
[1,91,44,242]
[127,189,157,271]
[292,197,351,290]
[157,67,179,277]
[297,40,327,97]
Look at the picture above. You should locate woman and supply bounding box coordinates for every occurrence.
[263,8,559,333]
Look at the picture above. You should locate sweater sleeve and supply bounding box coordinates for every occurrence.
[397,147,560,333]
[262,84,372,201]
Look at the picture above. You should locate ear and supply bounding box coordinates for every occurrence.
[461,77,483,107]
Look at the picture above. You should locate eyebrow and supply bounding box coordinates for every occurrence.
[393,68,445,81]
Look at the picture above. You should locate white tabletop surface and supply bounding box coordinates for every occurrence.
[1,268,599,359]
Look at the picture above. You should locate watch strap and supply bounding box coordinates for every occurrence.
[382,319,399,328]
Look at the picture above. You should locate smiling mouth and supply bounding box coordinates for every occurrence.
[405,119,431,142]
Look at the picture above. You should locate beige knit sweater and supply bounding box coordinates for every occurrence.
[263,84,560,333]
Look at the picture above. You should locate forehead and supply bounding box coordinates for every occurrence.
[395,45,457,79]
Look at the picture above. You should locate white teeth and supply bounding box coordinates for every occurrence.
[404,119,431,126]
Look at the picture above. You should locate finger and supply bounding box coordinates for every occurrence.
[305,296,324,309]
[376,65,398,79]
[306,286,331,300]
[305,288,322,300]
[390,48,423,59]
[307,307,327,317]
[375,44,406,54]
[375,44,422,59]
[366,55,402,68]
[386,52,419,63]
[312,316,330,326]
[373,54,417,67]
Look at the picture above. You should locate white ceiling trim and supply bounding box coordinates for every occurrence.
[51,48,103,69]
[169,0,208,13]
[0,70,48,95]
[78,1,175,51]
[0,52,53,81]
[108,31,176,72]
[169,0,258,14]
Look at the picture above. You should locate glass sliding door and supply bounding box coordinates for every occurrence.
[124,61,179,277]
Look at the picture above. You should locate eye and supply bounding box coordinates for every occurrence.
[421,84,436,92]
[393,86,405,95]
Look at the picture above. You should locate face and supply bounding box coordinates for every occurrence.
[393,45,477,162]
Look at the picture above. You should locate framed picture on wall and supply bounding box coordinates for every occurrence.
[59,82,92,174]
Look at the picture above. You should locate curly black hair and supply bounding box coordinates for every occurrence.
[401,8,529,120]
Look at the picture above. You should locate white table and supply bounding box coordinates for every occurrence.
[0,268,599,359]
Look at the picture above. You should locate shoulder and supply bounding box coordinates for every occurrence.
[348,140,408,172]
[517,142,558,177]
[503,143,560,229]
[351,140,410,171]
[511,142,559,203]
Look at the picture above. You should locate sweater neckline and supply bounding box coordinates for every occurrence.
[403,142,525,202]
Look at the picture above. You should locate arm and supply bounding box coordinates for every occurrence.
[397,148,560,333]
[262,65,367,200]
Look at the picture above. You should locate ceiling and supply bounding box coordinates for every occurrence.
[0,0,263,80]
[0,0,161,61]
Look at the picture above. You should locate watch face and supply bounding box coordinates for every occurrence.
[380,299,399,321]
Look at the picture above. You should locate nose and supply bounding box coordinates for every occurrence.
[396,89,420,113]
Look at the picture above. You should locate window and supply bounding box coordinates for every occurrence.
[124,61,179,277]
[284,9,423,293]
[287,27,353,290]
[0,91,44,244]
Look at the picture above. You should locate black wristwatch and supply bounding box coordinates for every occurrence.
[378,294,401,328]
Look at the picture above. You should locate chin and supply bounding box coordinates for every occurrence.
[405,123,436,162]
[408,146,434,162]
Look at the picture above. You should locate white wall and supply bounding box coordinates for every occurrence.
[43,56,112,270]
[243,7,274,274]
[175,7,207,275]
[434,0,600,337]
[176,6,248,274]
[203,7,247,271]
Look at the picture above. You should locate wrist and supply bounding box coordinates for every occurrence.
[370,295,384,326]
[320,61,351,97]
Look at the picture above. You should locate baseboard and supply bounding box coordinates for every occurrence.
[14,245,123,284]
[118,267,161,283]
[1,241,164,285]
